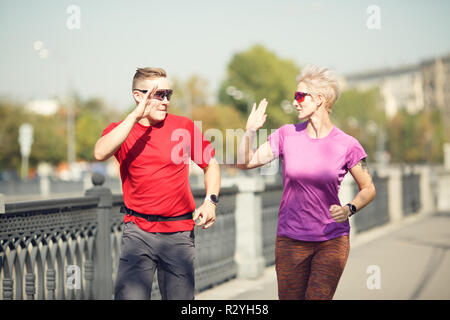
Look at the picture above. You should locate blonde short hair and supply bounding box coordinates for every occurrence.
[132,67,167,90]
[297,65,340,112]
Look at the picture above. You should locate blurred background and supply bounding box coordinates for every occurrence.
[1,0,450,302]
[0,0,449,199]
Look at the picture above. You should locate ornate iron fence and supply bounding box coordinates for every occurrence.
[353,171,390,233]
[261,181,283,266]
[402,169,421,216]
[0,197,99,299]
[0,174,239,300]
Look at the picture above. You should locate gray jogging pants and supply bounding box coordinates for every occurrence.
[114,221,195,300]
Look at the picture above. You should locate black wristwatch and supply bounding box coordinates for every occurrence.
[346,203,357,217]
[205,194,219,205]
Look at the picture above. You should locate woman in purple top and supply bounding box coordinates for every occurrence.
[237,65,376,300]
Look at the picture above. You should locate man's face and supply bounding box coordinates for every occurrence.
[134,77,171,124]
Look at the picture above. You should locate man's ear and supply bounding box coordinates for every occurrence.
[132,91,142,103]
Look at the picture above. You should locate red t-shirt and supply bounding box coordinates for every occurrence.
[101,113,215,232]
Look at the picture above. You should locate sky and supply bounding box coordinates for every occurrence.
[1,0,450,112]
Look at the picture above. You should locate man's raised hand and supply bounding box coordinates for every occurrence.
[132,85,159,121]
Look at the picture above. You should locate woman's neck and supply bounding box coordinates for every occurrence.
[306,110,333,139]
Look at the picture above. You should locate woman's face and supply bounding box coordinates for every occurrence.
[294,82,317,121]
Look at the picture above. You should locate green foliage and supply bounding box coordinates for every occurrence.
[0,96,121,173]
[331,88,387,161]
[74,97,120,161]
[169,75,211,117]
[1,44,446,171]
[218,44,300,130]
[0,101,27,171]
[28,112,67,167]
[387,109,444,163]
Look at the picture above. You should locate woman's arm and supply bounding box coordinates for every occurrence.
[330,158,376,222]
[237,99,276,170]
[348,158,377,211]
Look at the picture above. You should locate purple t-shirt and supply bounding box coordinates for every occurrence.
[268,121,367,241]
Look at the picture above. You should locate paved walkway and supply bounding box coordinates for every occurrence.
[195,210,450,300]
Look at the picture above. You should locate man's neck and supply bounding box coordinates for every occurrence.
[138,116,165,127]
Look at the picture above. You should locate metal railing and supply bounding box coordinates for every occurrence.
[1,196,99,299]
[353,171,390,233]
[261,181,283,266]
[402,169,421,216]
[0,174,242,300]
[0,166,426,299]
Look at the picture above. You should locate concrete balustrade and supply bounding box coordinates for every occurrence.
[233,176,266,279]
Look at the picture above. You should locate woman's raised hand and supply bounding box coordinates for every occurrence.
[245,98,268,132]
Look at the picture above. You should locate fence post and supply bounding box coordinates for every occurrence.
[416,165,434,215]
[0,193,4,214]
[233,176,265,279]
[437,169,450,211]
[85,173,113,300]
[388,167,403,224]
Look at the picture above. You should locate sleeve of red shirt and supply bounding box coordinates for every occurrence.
[100,122,122,162]
[188,119,215,169]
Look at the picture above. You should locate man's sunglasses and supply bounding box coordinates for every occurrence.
[134,89,173,101]
[294,91,311,103]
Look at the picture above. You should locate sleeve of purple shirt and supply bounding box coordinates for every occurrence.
[345,138,368,169]
[268,125,285,158]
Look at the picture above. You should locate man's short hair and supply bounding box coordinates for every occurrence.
[132,67,167,90]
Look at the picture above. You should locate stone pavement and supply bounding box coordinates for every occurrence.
[195,211,450,300]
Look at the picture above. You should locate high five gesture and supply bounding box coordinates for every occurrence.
[237,98,275,170]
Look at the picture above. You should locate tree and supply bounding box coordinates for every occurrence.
[28,111,67,167]
[0,100,27,172]
[387,108,444,163]
[74,97,119,161]
[169,75,211,117]
[218,44,300,130]
[331,88,387,161]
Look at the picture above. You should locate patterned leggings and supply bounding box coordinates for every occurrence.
[275,235,350,300]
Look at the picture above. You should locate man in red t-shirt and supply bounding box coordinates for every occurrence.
[94,67,220,300]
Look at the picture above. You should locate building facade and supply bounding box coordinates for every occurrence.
[343,53,450,126]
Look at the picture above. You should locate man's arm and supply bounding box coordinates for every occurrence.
[94,113,139,161]
[193,158,221,229]
[94,85,158,161]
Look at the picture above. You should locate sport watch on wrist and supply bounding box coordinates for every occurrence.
[205,194,219,205]
[346,203,357,217]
